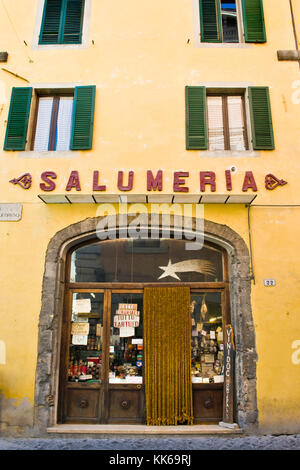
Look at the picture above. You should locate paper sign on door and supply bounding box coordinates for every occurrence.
[73,299,91,314]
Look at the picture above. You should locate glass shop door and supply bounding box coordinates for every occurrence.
[105,289,225,424]
[190,291,225,423]
[60,287,226,424]
[61,289,144,424]
[104,290,145,424]
[62,290,104,423]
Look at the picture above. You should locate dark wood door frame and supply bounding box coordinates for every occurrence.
[59,288,146,424]
[58,236,231,424]
[58,283,231,424]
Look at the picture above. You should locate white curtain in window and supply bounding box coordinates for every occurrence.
[56,97,73,151]
[34,97,53,151]
[207,96,225,151]
[227,96,246,150]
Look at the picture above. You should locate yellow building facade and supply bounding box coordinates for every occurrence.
[0,0,299,436]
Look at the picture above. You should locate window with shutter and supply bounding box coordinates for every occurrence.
[63,0,85,44]
[4,88,32,151]
[4,86,96,152]
[185,86,274,151]
[185,86,208,150]
[33,95,74,151]
[39,0,85,45]
[33,97,54,151]
[207,94,248,150]
[248,87,274,149]
[56,97,74,150]
[70,86,96,150]
[241,0,266,43]
[200,0,222,43]
[32,95,73,152]
[199,0,266,43]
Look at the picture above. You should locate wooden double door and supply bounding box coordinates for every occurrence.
[58,288,225,424]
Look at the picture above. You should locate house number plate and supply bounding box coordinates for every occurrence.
[264,279,276,286]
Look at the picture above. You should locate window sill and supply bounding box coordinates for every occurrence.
[32,43,88,51]
[191,150,260,158]
[196,42,252,49]
[19,151,78,159]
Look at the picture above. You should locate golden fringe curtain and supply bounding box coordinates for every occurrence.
[144,287,193,426]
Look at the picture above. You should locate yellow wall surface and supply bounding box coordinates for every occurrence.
[0,0,300,433]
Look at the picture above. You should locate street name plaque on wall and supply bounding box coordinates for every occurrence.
[0,203,22,221]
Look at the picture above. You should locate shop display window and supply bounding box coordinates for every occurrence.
[109,293,144,384]
[61,236,230,424]
[68,292,104,383]
[190,292,224,384]
[70,239,223,283]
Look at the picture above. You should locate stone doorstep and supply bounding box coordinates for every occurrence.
[47,424,243,435]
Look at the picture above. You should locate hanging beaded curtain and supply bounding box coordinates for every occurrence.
[144,287,193,425]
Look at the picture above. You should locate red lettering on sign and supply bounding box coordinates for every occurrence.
[200,172,216,192]
[93,171,106,191]
[242,171,258,192]
[118,171,134,191]
[40,172,57,192]
[66,171,81,191]
[173,172,189,192]
[147,170,163,191]
[225,170,232,191]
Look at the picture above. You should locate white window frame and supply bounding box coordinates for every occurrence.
[32,0,92,50]
[21,82,81,158]
[193,0,251,48]
[191,81,261,157]
[206,93,248,151]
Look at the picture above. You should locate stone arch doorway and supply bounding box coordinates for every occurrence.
[34,215,258,432]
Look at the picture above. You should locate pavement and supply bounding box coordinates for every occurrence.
[0,434,300,450]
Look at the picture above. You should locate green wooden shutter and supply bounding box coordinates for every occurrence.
[199,0,222,43]
[248,87,274,150]
[186,86,208,150]
[242,0,266,43]
[62,0,84,44]
[4,88,32,151]
[39,0,63,44]
[70,86,96,150]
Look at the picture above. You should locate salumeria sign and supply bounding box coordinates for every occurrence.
[9,169,288,192]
